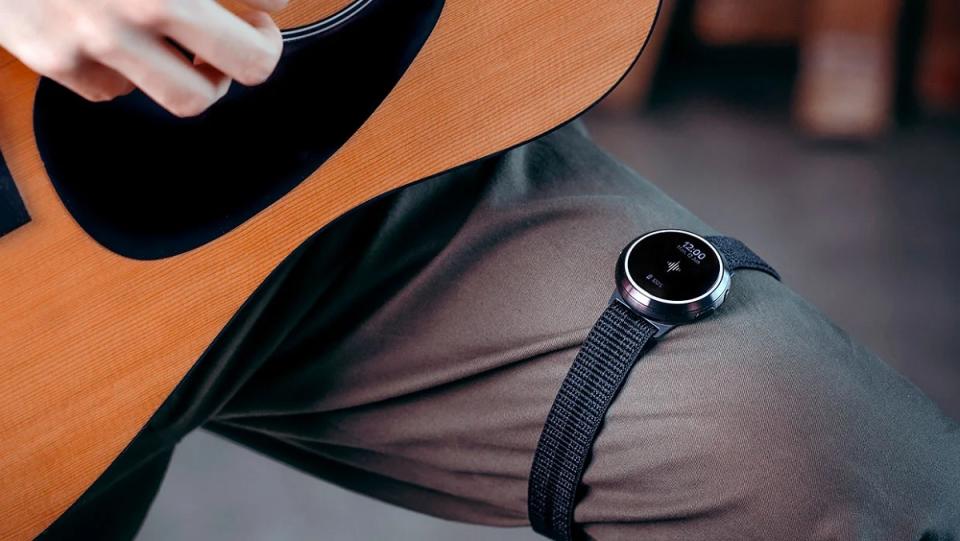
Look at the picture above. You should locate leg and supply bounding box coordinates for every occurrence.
[210,124,960,538]
[581,269,960,540]
[39,449,173,540]
[45,123,960,538]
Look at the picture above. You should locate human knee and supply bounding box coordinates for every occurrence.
[575,275,960,538]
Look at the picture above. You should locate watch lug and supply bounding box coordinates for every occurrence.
[608,292,674,338]
[647,319,675,338]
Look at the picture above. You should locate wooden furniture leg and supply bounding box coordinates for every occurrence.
[794,0,902,139]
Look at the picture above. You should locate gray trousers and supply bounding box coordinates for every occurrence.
[46,124,960,540]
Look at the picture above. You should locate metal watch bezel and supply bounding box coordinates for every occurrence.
[615,229,732,325]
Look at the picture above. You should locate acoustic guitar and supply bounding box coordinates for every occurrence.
[0,0,659,537]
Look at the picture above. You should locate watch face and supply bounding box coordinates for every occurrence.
[624,231,723,303]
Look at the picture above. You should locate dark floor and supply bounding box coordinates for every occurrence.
[138,92,960,540]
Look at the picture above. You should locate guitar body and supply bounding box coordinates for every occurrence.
[0,0,658,538]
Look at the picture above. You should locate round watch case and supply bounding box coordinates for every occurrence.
[615,229,731,325]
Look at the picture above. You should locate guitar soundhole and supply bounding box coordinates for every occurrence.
[34,0,443,260]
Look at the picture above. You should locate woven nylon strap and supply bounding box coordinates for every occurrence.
[705,236,780,281]
[528,235,779,540]
[527,300,655,540]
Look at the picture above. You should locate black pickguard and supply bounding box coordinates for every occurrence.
[0,150,31,238]
[34,0,444,260]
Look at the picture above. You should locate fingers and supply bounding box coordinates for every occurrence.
[1,0,286,116]
[48,59,136,103]
[92,32,231,117]
[157,1,283,86]
[233,0,290,12]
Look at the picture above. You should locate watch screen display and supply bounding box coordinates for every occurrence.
[625,231,722,302]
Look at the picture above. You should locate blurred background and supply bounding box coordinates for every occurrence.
[139,1,960,539]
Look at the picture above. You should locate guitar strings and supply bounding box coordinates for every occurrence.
[280,0,377,43]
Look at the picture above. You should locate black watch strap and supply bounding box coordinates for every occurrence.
[527,300,656,540]
[528,235,778,540]
[705,236,780,281]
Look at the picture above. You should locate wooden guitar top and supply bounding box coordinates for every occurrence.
[0,1,659,537]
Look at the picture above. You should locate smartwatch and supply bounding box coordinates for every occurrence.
[527,229,780,541]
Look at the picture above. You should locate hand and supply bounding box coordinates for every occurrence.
[0,0,287,117]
